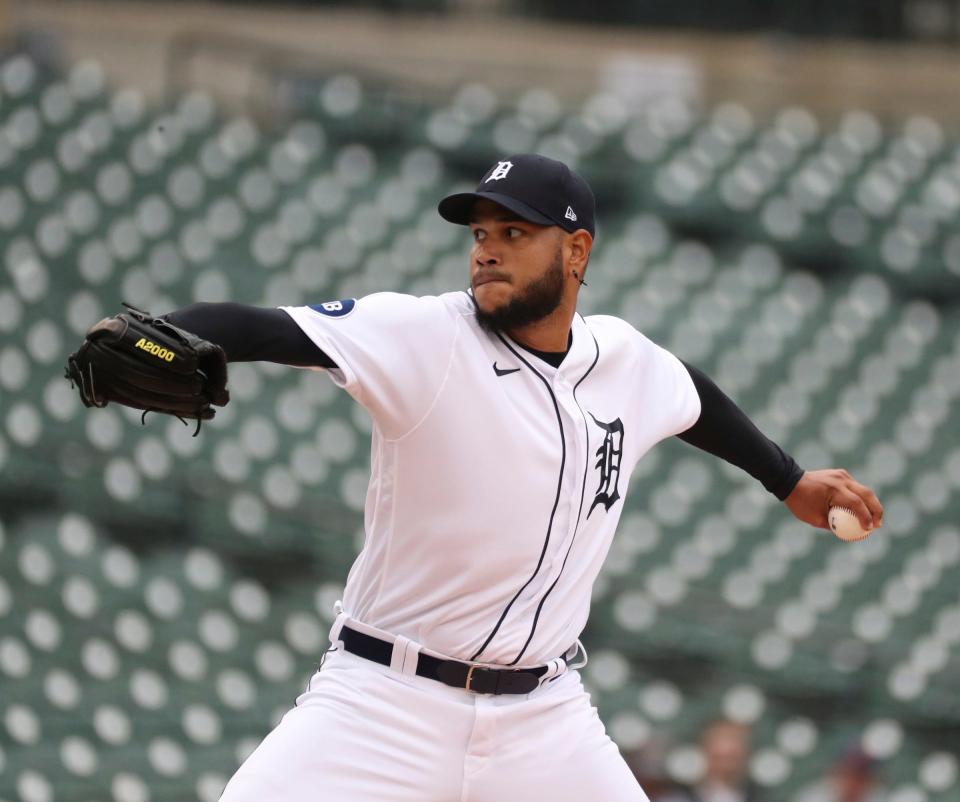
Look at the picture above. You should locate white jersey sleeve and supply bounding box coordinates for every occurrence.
[280,293,459,439]
[632,331,702,441]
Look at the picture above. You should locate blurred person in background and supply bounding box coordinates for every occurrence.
[625,738,688,802]
[673,720,759,802]
[794,746,887,802]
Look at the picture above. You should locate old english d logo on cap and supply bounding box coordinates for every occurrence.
[485,161,514,182]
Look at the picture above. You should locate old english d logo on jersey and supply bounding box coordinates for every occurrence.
[587,413,624,518]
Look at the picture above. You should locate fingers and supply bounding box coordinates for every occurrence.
[849,479,884,527]
[833,489,875,531]
[830,471,882,530]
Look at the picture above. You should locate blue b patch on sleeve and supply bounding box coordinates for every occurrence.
[309,299,356,318]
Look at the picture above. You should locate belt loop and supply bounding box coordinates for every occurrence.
[536,657,567,689]
[328,601,348,648]
[390,635,420,675]
[566,639,588,670]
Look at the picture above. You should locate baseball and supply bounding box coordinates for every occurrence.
[828,506,872,542]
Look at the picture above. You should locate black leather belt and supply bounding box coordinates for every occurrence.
[339,624,548,695]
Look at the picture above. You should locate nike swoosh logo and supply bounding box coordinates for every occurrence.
[493,362,520,377]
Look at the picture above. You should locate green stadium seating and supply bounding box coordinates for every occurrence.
[0,49,957,801]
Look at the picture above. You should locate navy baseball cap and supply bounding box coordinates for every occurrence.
[438,154,596,237]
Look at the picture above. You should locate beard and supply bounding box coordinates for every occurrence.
[474,249,565,335]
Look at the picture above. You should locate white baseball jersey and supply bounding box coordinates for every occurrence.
[281,291,700,667]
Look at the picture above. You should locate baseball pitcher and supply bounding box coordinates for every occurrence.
[67,154,883,802]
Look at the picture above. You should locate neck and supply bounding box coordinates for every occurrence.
[506,305,575,352]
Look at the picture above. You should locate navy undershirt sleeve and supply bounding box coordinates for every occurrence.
[164,303,337,368]
[677,361,804,501]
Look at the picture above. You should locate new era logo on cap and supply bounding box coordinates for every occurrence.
[437,153,596,237]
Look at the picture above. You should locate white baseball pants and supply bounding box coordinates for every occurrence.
[218,649,649,802]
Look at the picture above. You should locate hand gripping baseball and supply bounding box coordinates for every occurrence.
[784,469,883,532]
[65,304,229,435]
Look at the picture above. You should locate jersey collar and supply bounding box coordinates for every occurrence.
[501,313,596,380]
[463,289,598,380]
[559,313,598,379]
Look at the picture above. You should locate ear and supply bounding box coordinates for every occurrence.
[565,229,593,275]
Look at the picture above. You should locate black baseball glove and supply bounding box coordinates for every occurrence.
[65,304,229,434]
